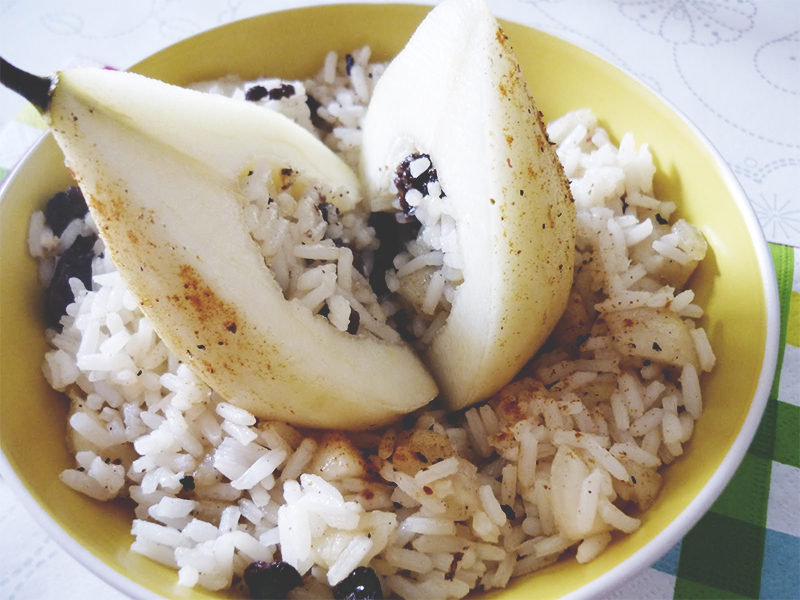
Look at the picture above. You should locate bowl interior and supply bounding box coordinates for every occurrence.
[0,4,773,600]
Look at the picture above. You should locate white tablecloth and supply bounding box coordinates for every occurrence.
[1,1,798,599]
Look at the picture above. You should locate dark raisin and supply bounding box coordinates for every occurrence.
[575,333,590,347]
[655,213,668,225]
[389,309,417,344]
[243,561,302,600]
[401,413,417,430]
[445,551,463,581]
[45,234,97,330]
[318,202,338,224]
[345,53,355,76]
[347,307,360,335]
[332,566,383,600]
[351,252,367,278]
[367,212,420,296]
[393,153,442,217]
[179,475,195,491]
[245,85,269,102]
[44,186,88,236]
[306,94,330,131]
[367,212,400,296]
[246,83,295,102]
[268,83,295,100]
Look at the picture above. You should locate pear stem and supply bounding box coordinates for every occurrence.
[0,57,53,113]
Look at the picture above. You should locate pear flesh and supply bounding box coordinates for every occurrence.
[361,0,577,411]
[44,67,438,430]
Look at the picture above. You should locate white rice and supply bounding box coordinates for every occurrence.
[29,47,716,599]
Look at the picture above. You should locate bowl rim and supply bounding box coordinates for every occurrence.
[0,4,781,600]
[558,105,780,599]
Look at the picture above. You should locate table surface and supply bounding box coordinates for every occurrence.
[0,1,798,599]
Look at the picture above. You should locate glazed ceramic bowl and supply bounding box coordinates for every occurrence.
[0,4,779,599]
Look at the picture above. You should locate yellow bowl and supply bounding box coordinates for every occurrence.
[0,4,780,599]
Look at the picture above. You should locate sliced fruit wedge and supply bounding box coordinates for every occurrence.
[4,62,437,430]
[361,0,576,410]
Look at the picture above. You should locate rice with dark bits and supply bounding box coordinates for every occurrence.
[28,47,714,599]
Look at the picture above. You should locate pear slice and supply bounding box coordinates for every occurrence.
[2,62,437,430]
[361,0,576,411]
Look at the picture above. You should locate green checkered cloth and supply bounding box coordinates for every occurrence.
[690,244,797,599]
[629,244,799,600]
[1,110,798,600]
